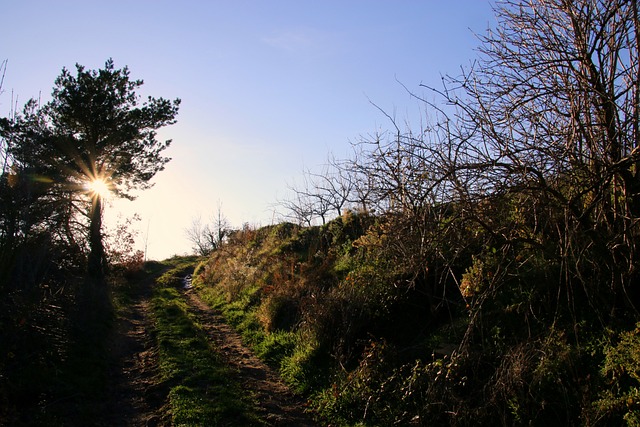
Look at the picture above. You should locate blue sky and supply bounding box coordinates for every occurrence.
[2,1,496,259]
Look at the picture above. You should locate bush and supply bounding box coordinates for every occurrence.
[594,324,640,425]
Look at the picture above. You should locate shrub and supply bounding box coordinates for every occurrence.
[594,324,640,425]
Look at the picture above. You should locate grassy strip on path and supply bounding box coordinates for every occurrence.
[151,258,264,426]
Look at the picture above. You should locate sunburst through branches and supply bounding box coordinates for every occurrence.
[85,177,112,200]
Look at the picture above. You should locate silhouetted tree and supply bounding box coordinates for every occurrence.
[282,154,357,226]
[1,59,180,299]
[423,0,640,319]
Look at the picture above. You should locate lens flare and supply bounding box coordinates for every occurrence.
[86,178,111,199]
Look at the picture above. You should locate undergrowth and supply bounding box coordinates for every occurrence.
[193,212,640,426]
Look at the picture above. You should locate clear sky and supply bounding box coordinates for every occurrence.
[2,1,496,260]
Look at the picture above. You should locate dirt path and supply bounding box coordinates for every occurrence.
[103,276,168,427]
[104,268,317,426]
[183,289,318,426]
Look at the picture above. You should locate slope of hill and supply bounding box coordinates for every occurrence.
[193,212,640,426]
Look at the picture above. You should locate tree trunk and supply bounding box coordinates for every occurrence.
[75,194,111,339]
[87,195,105,283]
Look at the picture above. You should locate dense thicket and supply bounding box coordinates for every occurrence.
[203,1,640,425]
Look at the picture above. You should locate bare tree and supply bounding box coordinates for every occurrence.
[310,153,355,219]
[408,0,640,317]
[185,202,231,255]
[185,215,214,256]
[344,118,464,301]
[280,176,321,226]
[281,152,363,227]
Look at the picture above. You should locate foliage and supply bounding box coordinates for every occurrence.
[593,324,640,425]
[196,216,464,422]
[197,0,640,403]
[104,213,145,276]
[0,262,125,425]
[1,58,180,286]
[0,59,180,423]
[4,0,640,424]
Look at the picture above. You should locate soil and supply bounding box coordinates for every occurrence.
[184,289,317,426]
[104,271,318,426]
[104,274,168,427]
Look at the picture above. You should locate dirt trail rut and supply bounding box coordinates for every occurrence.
[105,277,168,427]
[183,289,317,426]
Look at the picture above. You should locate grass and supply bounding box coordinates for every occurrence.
[0,255,265,426]
[197,284,325,395]
[151,261,264,426]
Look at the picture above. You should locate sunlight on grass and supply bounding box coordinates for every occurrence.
[151,261,263,426]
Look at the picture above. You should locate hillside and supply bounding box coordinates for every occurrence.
[2,213,639,425]
[191,213,640,425]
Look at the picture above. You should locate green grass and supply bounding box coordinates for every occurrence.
[152,265,263,426]
[197,284,326,395]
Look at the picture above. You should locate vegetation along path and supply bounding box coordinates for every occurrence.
[182,287,316,426]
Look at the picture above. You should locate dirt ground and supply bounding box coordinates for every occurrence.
[104,277,168,427]
[184,289,316,426]
[104,274,317,426]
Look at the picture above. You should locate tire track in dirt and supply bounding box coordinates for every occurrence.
[183,289,318,426]
[103,274,169,427]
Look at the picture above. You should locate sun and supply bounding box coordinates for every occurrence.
[85,178,112,199]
